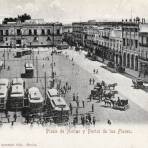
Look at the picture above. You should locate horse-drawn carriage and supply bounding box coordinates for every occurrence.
[132,78,145,89]
[112,98,128,111]
[103,96,129,111]
[101,81,118,90]
[89,81,118,101]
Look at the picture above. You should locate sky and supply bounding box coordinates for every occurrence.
[0,0,148,24]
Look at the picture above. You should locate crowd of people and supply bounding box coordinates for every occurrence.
[73,113,96,126]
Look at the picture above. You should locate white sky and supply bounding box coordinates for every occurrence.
[0,0,148,23]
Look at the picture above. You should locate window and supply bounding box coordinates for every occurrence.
[0,30,3,36]
[57,29,60,35]
[135,28,138,32]
[47,36,51,41]
[0,37,4,42]
[47,29,50,35]
[135,40,138,48]
[123,39,125,46]
[34,37,38,42]
[29,29,32,35]
[16,40,21,44]
[0,99,4,104]
[17,29,21,35]
[5,30,9,35]
[34,29,37,35]
[146,37,148,44]
[41,29,45,35]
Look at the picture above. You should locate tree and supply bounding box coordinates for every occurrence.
[2,13,31,24]
[18,13,31,22]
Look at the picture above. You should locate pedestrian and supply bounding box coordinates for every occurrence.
[73,117,76,126]
[30,121,33,127]
[92,78,95,85]
[89,95,92,102]
[93,69,95,74]
[81,116,85,126]
[5,110,8,117]
[88,114,92,124]
[11,121,14,126]
[92,104,94,112]
[69,103,73,115]
[7,114,10,123]
[73,93,75,101]
[82,100,85,108]
[107,119,111,125]
[13,113,17,122]
[76,94,79,102]
[92,116,96,126]
[7,66,10,71]
[96,69,98,74]
[76,100,79,107]
[42,63,45,68]
[89,78,92,85]
[68,85,71,91]
[66,82,68,89]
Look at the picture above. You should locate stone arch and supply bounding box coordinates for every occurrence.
[119,55,122,66]
[127,53,130,68]
[135,56,138,71]
[131,54,134,69]
[123,52,126,67]
[115,54,118,64]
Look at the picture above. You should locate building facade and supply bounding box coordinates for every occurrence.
[62,24,73,44]
[139,23,148,77]
[109,27,123,66]
[122,22,139,71]
[0,20,63,48]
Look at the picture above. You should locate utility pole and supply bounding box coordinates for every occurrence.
[3,48,5,69]
[36,56,38,83]
[44,72,47,103]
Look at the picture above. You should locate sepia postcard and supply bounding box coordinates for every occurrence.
[0,0,148,148]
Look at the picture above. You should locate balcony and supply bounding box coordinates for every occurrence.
[139,57,148,62]
[139,43,148,47]
[102,35,109,39]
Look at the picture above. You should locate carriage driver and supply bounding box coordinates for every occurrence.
[117,97,121,106]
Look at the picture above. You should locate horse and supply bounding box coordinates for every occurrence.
[103,92,114,100]
[103,99,112,107]
[108,83,118,90]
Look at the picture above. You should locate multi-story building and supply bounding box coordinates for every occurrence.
[139,23,148,77]
[62,24,73,44]
[109,27,122,66]
[122,22,139,71]
[72,22,86,46]
[0,19,62,48]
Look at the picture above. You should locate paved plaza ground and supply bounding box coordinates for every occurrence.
[0,47,148,126]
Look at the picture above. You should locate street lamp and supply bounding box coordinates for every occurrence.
[51,23,55,88]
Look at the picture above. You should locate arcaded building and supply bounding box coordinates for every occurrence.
[0,19,62,48]
[122,22,139,71]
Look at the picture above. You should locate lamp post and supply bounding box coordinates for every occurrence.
[51,23,55,88]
